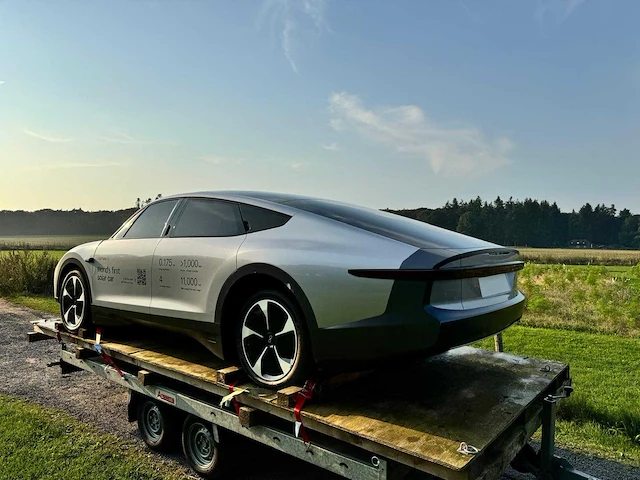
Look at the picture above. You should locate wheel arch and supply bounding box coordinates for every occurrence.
[57,258,92,304]
[215,263,318,362]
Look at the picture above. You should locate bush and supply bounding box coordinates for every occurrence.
[0,251,58,295]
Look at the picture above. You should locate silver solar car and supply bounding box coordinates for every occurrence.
[54,191,525,388]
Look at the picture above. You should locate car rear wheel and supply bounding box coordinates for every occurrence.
[236,290,311,388]
[60,269,91,334]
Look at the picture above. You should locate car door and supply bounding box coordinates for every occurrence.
[91,199,181,316]
[150,198,247,327]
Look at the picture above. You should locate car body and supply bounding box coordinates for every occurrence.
[54,191,525,387]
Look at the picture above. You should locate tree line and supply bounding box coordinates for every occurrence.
[0,195,160,237]
[0,208,137,236]
[387,197,640,248]
[2,196,640,248]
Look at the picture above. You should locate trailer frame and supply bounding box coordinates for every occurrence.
[30,319,598,480]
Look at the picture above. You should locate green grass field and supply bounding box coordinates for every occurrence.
[0,250,66,259]
[518,263,640,337]
[0,235,103,251]
[518,247,640,266]
[475,326,640,465]
[0,395,185,479]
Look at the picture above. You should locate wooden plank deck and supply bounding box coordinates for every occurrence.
[33,319,569,480]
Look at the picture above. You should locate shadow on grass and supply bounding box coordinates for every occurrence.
[559,396,640,446]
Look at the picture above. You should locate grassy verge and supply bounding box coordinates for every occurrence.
[0,395,184,479]
[476,326,640,465]
[5,294,59,315]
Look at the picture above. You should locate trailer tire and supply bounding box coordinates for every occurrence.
[181,415,227,479]
[137,399,179,452]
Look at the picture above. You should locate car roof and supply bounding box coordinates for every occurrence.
[159,191,313,216]
[159,191,497,250]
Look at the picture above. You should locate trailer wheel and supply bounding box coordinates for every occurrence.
[137,399,179,452]
[182,415,227,479]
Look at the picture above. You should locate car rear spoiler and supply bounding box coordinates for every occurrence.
[348,261,524,281]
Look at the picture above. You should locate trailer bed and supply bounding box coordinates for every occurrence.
[32,319,571,480]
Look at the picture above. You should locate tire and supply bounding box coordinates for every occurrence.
[181,415,227,479]
[137,399,179,452]
[59,269,92,334]
[235,290,312,388]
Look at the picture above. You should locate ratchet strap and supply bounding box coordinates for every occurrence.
[220,382,241,415]
[93,327,124,377]
[293,380,316,444]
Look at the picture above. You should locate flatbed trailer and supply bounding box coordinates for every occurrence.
[29,319,597,480]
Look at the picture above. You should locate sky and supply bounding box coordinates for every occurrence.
[1,0,640,213]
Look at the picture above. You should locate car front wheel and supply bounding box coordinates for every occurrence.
[236,290,311,388]
[59,269,91,334]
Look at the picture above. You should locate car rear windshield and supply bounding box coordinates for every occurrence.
[268,196,489,250]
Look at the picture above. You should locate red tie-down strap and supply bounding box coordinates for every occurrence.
[93,327,124,378]
[229,382,240,415]
[293,380,316,444]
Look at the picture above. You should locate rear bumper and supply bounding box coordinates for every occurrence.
[425,292,525,354]
[312,292,525,370]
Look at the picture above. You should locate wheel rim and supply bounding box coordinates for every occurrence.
[186,422,215,468]
[241,299,298,382]
[140,403,163,442]
[61,274,85,330]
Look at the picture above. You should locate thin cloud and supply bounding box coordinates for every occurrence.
[287,161,308,170]
[0,80,5,85]
[535,0,586,27]
[200,155,244,165]
[329,118,344,131]
[328,92,514,176]
[28,162,123,171]
[23,129,73,143]
[259,0,329,74]
[282,18,299,74]
[98,131,177,146]
[567,0,586,14]
[320,142,340,151]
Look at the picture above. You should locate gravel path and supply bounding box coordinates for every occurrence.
[1,299,637,480]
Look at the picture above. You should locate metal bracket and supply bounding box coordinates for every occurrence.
[512,379,599,479]
[547,384,574,401]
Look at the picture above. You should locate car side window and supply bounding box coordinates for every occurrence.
[239,204,291,233]
[123,200,179,239]
[172,198,244,237]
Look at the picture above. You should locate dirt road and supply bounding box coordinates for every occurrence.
[1,299,637,480]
